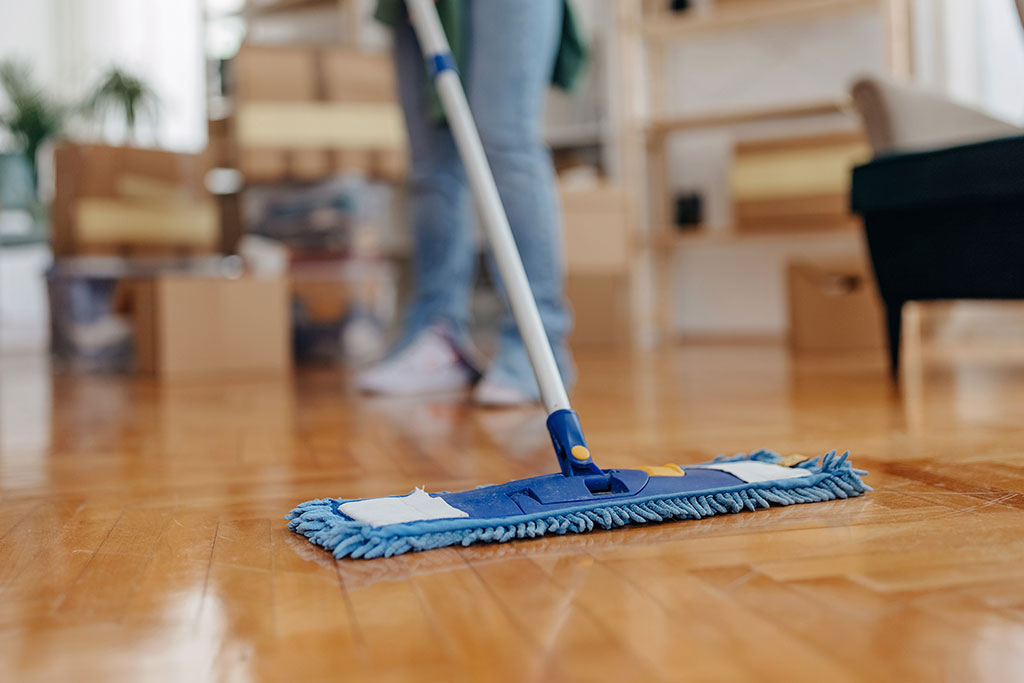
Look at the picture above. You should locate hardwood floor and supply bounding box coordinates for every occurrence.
[2,345,1024,682]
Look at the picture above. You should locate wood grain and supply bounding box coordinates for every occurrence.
[2,345,1024,681]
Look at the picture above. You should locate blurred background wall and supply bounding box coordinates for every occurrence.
[1,0,207,151]
[1,0,1022,369]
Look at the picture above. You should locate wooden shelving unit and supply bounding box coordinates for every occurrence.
[647,97,852,141]
[641,0,879,39]
[614,0,913,344]
[244,0,343,17]
[642,97,859,236]
[650,225,858,249]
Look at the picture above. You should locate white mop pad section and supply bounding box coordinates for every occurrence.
[339,488,469,528]
[693,461,815,483]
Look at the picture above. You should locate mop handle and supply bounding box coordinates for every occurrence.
[407,0,571,414]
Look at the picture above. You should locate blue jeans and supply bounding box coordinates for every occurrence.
[392,0,574,396]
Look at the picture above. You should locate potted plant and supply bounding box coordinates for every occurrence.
[1,62,160,191]
[0,61,66,192]
[82,67,159,145]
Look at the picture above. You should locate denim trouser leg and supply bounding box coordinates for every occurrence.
[392,1,574,394]
[393,16,475,347]
[468,0,574,394]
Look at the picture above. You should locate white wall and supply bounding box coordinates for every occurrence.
[913,0,1024,125]
[0,0,60,152]
[1,1,56,351]
[0,245,51,353]
[0,0,59,81]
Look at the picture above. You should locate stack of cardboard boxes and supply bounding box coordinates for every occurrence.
[224,44,405,366]
[52,144,219,257]
[561,182,634,349]
[227,45,406,182]
[50,143,292,378]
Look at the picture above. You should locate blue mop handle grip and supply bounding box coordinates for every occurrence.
[547,409,602,477]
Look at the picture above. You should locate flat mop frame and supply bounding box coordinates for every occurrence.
[406,0,598,479]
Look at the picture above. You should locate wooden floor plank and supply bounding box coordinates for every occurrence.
[55,507,174,624]
[2,346,1024,681]
[0,500,123,634]
[463,551,663,682]
[405,548,540,682]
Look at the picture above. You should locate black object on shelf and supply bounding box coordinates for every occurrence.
[669,0,692,11]
[673,192,703,229]
[851,134,1024,379]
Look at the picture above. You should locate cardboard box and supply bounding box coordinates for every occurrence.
[237,148,288,182]
[787,259,886,352]
[320,48,395,103]
[234,101,405,150]
[735,193,856,233]
[560,182,634,348]
[732,131,870,234]
[233,46,394,103]
[566,273,631,349]
[289,149,333,180]
[560,183,632,275]
[229,45,406,183]
[74,198,218,247]
[53,144,218,256]
[232,46,319,101]
[128,275,291,378]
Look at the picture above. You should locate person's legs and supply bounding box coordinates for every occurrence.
[357,10,478,395]
[393,9,476,347]
[467,0,574,402]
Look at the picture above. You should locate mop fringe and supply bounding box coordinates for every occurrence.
[287,450,869,560]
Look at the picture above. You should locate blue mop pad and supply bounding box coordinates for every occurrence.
[287,450,869,560]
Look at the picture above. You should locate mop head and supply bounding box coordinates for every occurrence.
[287,450,869,560]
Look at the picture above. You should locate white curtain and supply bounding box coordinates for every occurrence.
[913,0,1024,124]
[53,0,207,151]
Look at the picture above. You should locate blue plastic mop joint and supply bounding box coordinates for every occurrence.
[546,409,602,477]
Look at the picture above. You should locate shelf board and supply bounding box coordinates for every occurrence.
[545,122,605,149]
[647,98,852,139]
[652,225,859,249]
[642,0,878,40]
[244,0,342,17]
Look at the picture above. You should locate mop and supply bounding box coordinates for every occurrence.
[287,0,869,559]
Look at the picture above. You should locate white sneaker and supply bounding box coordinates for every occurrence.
[357,326,478,396]
[472,375,539,407]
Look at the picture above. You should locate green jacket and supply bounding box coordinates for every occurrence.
[374,0,587,123]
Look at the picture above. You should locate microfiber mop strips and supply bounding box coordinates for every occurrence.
[287,450,869,560]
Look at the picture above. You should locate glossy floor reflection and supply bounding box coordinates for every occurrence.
[2,346,1024,682]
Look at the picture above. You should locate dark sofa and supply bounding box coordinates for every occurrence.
[850,134,1024,376]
